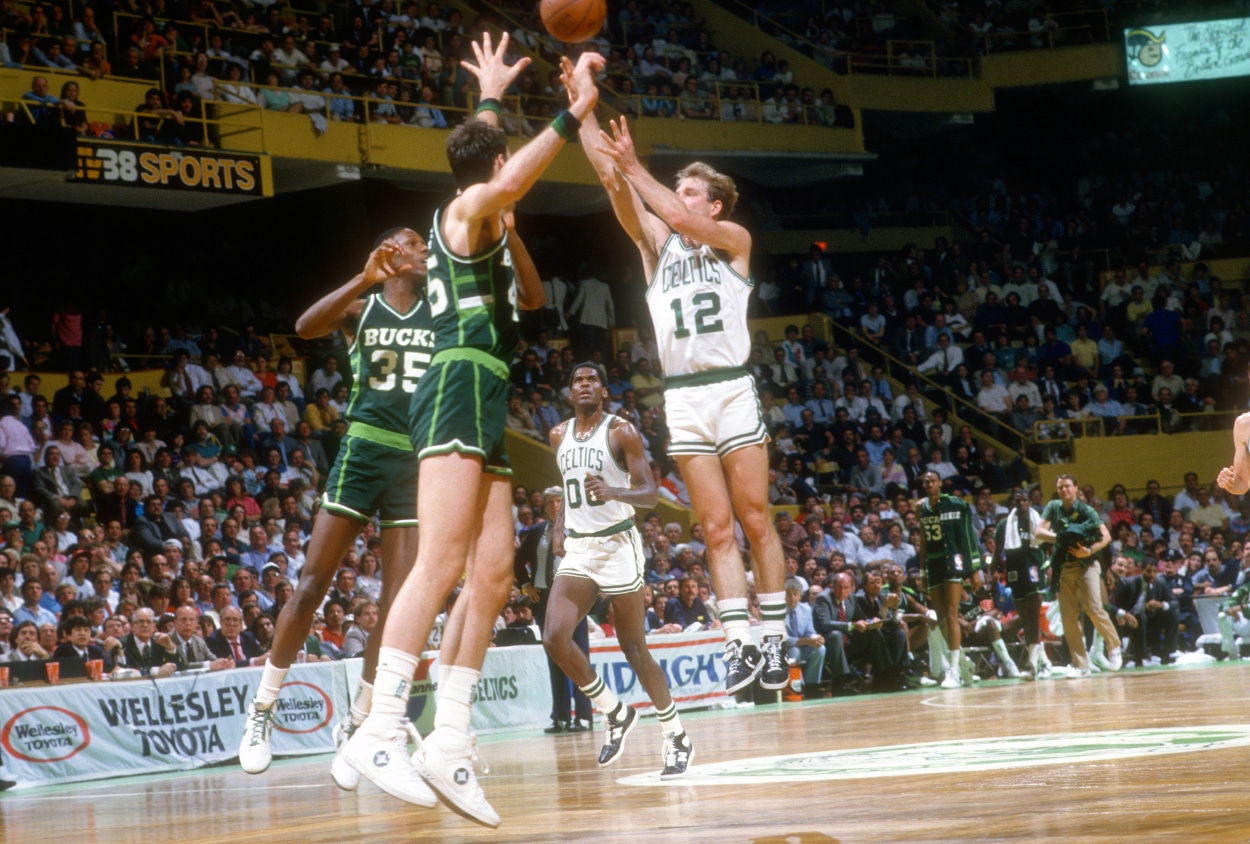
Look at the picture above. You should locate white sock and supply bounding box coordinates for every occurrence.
[948,648,961,676]
[928,627,948,677]
[655,702,683,737]
[718,597,751,646]
[437,660,450,690]
[433,665,479,734]
[991,639,1018,676]
[1028,642,1042,669]
[350,680,373,727]
[579,676,621,721]
[370,647,420,720]
[758,591,786,639]
[254,661,288,707]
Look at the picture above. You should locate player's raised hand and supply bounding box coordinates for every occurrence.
[363,241,410,285]
[596,116,638,169]
[569,50,604,108]
[463,31,530,102]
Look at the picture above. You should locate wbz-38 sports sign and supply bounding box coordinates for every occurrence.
[75,142,272,197]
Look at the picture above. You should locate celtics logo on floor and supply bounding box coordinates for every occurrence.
[617,726,1250,786]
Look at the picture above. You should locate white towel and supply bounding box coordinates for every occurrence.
[1002,506,1043,551]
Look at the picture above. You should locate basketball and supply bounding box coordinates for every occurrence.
[540,0,606,43]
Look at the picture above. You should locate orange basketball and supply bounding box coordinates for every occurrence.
[540,0,606,43]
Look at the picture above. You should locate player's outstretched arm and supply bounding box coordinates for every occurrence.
[1217,414,1250,495]
[568,60,664,274]
[503,207,545,310]
[452,50,603,225]
[584,418,658,509]
[462,31,530,131]
[294,241,408,339]
[596,115,750,259]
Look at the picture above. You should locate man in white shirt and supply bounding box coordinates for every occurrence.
[226,351,265,400]
[308,357,343,397]
[916,333,964,377]
[976,371,1012,420]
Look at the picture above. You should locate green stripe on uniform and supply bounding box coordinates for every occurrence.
[334,436,354,505]
[665,366,749,390]
[347,421,413,452]
[567,519,634,539]
[431,347,509,382]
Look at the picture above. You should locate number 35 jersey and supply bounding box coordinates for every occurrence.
[645,233,754,377]
[346,292,435,438]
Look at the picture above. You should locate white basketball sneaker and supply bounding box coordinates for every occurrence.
[342,716,437,808]
[239,701,277,774]
[329,720,360,791]
[414,726,499,828]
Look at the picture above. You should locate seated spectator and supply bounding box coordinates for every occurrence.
[20,75,61,126]
[133,88,185,144]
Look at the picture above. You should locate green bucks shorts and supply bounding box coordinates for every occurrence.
[408,354,511,474]
[924,552,974,588]
[321,431,419,528]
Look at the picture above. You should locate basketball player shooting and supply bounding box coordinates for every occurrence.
[573,90,788,694]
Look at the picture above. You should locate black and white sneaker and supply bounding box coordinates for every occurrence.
[597,705,637,767]
[758,634,788,690]
[659,732,694,779]
[724,640,763,694]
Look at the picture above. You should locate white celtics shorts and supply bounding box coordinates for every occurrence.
[556,524,645,595]
[664,369,769,458]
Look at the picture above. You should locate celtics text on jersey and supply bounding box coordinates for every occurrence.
[645,233,753,377]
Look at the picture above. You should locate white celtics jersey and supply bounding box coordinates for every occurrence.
[645,233,754,377]
[556,414,634,536]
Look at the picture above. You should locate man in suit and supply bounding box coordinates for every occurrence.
[515,487,591,734]
[30,445,84,521]
[130,494,192,558]
[784,578,825,689]
[170,605,233,671]
[1112,556,1180,666]
[206,605,265,667]
[51,614,113,670]
[854,570,909,690]
[122,607,183,677]
[813,571,904,694]
[800,243,834,310]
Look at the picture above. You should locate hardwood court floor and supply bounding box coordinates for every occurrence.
[7,663,1250,844]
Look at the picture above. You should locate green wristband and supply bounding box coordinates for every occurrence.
[475,97,502,116]
[551,110,581,142]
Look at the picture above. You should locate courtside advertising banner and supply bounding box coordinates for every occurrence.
[405,645,552,735]
[590,629,730,713]
[0,661,349,790]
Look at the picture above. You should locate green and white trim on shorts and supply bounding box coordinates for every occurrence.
[321,428,420,529]
[665,366,769,458]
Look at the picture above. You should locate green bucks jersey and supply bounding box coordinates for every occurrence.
[425,205,519,369]
[917,494,983,571]
[346,292,435,442]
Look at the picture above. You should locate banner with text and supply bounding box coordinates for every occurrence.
[1126,17,1250,85]
[404,645,551,735]
[75,142,272,196]
[0,662,351,790]
[589,630,730,713]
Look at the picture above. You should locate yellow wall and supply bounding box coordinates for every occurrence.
[1035,431,1230,497]
[8,369,171,398]
[845,75,995,113]
[981,44,1121,88]
[758,226,953,256]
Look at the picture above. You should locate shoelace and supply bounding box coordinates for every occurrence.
[723,641,742,669]
[763,639,785,673]
[467,734,489,776]
[247,706,274,747]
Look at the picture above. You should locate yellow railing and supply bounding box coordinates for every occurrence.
[1033,411,1238,442]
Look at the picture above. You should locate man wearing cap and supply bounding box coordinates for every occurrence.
[1087,384,1126,435]
[258,558,285,609]
[515,486,593,733]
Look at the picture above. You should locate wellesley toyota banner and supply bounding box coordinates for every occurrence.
[0,661,356,789]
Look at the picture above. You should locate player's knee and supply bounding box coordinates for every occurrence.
[700,517,736,552]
